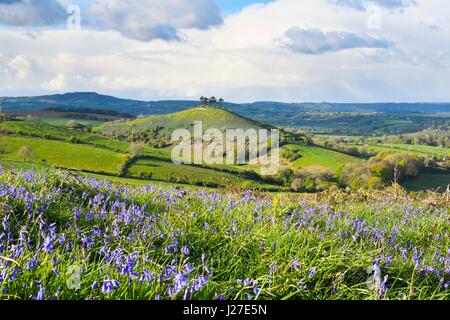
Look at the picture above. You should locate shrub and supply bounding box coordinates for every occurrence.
[67,136,81,144]
[17,146,33,162]
[128,143,145,157]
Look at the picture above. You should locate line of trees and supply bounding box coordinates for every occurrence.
[378,127,450,148]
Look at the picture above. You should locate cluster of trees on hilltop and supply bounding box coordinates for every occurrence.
[199,96,224,106]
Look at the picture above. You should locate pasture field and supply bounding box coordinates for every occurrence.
[0,136,126,175]
[97,107,269,140]
[285,144,359,171]
[0,121,281,190]
[352,144,450,157]
[0,166,448,300]
[127,157,282,190]
[0,120,131,153]
[41,117,105,127]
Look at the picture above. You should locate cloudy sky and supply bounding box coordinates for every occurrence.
[0,0,449,102]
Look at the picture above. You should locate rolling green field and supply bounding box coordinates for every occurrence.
[128,157,262,188]
[97,107,269,139]
[0,136,127,175]
[41,117,105,127]
[352,144,450,157]
[285,144,359,171]
[0,119,283,190]
[0,120,131,152]
[1,111,447,193]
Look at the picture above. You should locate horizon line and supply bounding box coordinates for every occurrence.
[1,91,450,105]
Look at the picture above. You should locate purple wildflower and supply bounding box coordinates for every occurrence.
[102,279,120,294]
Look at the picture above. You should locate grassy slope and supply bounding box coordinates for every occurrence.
[0,120,130,152]
[285,144,359,172]
[98,107,268,137]
[0,120,279,190]
[0,136,127,175]
[128,157,274,188]
[41,117,105,127]
[353,144,450,157]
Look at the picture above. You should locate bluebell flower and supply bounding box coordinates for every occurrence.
[173,272,190,295]
[53,287,61,300]
[253,285,260,295]
[139,269,155,283]
[58,234,66,244]
[34,284,45,300]
[102,279,120,294]
[181,245,190,256]
[42,236,55,253]
[270,263,278,274]
[183,287,191,300]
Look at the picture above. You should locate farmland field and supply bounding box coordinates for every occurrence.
[286,144,359,171]
[41,117,105,127]
[0,136,127,175]
[128,157,282,190]
[352,144,450,157]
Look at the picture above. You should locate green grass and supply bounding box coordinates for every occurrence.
[402,173,450,192]
[0,120,132,152]
[41,117,105,127]
[352,144,450,157]
[0,166,448,300]
[0,125,277,190]
[81,171,211,190]
[97,107,268,138]
[286,144,359,172]
[128,157,280,190]
[0,136,127,175]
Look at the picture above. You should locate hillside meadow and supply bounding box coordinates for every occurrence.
[0,165,449,300]
[350,144,450,158]
[0,136,126,175]
[285,144,358,172]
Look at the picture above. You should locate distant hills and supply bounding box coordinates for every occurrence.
[2,92,449,134]
[2,92,450,115]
